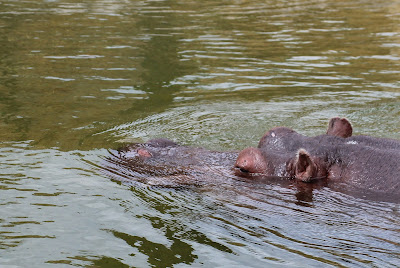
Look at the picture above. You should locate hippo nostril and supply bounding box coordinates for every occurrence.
[234,163,249,173]
[239,168,249,173]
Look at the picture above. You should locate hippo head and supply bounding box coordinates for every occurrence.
[326,117,353,138]
[258,127,298,151]
[134,138,178,158]
[114,138,180,164]
[235,147,328,182]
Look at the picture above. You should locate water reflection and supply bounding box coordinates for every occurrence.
[0,0,398,149]
[1,0,400,267]
[111,230,198,267]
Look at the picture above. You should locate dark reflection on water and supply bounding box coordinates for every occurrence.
[1,0,400,267]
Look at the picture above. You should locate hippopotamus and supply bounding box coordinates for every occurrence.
[103,138,238,187]
[104,118,349,187]
[235,118,400,200]
[103,117,399,201]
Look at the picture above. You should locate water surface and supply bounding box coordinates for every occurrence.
[1,0,399,267]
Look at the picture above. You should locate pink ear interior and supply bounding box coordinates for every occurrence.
[295,149,316,182]
[296,151,310,173]
[137,148,152,157]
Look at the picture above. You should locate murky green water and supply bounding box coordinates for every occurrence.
[1,0,399,267]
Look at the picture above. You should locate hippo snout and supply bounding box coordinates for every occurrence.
[235,147,268,175]
[235,159,251,173]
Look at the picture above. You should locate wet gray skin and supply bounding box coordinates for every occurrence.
[104,138,239,188]
[236,126,400,202]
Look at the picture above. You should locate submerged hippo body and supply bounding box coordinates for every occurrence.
[104,138,238,187]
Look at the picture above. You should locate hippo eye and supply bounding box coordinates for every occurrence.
[271,132,276,137]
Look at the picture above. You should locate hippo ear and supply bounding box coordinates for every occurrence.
[294,149,318,182]
[326,117,353,138]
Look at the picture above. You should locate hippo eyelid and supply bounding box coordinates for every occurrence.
[271,132,276,137]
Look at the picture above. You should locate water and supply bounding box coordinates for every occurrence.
[1,0,399,267]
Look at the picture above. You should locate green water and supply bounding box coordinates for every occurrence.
[1,0,399,267]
